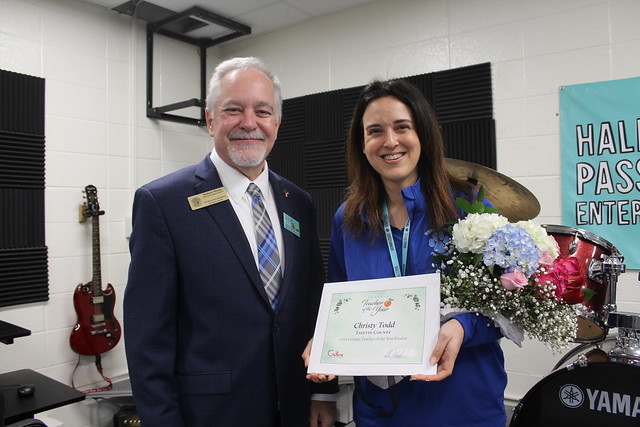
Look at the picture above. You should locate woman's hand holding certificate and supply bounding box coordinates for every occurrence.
[409,318,464,382]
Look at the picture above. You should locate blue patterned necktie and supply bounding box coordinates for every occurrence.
[247,183,282,309]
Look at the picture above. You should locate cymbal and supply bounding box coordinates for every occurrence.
[445,158,541,222]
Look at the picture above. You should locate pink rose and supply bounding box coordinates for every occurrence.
[538,251,555,267]
[500,269,528,291]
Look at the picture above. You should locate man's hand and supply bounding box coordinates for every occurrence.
[411,318,464,382]
[309,400,337,427]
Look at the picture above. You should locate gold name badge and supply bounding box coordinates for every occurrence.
[188,187,229,210]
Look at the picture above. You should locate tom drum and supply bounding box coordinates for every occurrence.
[542,224,622,342]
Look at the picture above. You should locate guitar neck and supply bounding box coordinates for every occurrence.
[92,215,102,296]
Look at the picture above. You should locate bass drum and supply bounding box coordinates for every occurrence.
[510,362,640,427]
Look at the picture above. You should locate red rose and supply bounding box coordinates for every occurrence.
[534,257,585,304]
[555,257,585,304]
[535,267,565,300]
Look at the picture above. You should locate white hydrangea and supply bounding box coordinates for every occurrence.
[515,220,560,258]
[451,213,509,253]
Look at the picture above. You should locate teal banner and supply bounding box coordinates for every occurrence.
[559,77,640,269]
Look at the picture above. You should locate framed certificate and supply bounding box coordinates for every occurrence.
[307,273,440,376]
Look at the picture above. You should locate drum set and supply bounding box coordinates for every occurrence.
[446,159,640,427]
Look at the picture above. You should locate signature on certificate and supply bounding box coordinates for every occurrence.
[384,348,412,359]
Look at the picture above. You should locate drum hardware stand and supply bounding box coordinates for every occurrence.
[576,250,626,343]
[595,252,640,365]
[593,250,626,320]
[608,327,640,365]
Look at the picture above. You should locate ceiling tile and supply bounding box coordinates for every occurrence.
[285,0,375,17]
[236,3,311,35]
[81,0,378,37]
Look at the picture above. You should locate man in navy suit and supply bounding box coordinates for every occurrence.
[124,57,337,426]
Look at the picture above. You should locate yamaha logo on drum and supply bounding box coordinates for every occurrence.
[559,383,583,408]
[558,383,640,418]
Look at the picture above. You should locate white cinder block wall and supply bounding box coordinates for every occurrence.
[1,0,639,424]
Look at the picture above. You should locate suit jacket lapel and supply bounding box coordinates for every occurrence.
[269,172,296,308]
[193,156,267,303]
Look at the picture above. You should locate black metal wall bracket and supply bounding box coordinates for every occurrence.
[141,5,251,126]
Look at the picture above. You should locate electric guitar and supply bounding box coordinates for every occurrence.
[70,185,121,355]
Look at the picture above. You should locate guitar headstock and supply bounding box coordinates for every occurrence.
[83,185,105,218]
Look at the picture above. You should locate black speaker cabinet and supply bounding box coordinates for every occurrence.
[113,405,140,427]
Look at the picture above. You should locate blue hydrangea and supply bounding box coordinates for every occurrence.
[482,224,540,277]
[427,230,450,255]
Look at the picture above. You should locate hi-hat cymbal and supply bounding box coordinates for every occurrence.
[445,158,541,222]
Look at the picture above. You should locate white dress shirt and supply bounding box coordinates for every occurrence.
[210,149,285,274]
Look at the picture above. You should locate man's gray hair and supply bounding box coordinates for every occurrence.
[205,57,282,119]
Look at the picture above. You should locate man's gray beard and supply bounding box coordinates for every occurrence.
[228,142,267,168]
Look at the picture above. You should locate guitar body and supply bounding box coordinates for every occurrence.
[70,281,121,355]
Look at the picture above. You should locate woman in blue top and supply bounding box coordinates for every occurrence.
[308,80,507,426]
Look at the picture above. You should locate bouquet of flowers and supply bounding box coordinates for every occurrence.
[434,189,590,351]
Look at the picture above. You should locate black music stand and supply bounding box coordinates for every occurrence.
[1,322,85,425]
[1,369,85,425]
[0,321,30,346]
[1,320,32,426]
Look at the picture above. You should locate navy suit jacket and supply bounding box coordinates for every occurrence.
[124,155,329,426]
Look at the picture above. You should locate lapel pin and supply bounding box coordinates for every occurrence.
[283,189,289,198]
[283,213,300,237]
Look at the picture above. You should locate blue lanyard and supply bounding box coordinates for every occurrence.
[382,202,411,277]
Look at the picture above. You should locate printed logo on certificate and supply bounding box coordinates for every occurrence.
[308,273,440,376]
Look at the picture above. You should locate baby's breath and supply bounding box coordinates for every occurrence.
[436,210,579,351]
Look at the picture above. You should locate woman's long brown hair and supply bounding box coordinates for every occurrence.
[342,79,474,237]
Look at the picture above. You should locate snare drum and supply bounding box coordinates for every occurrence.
[510,362,640,427]
[542,225,621,343]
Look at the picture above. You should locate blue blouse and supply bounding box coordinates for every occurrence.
[328,180,507,427]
